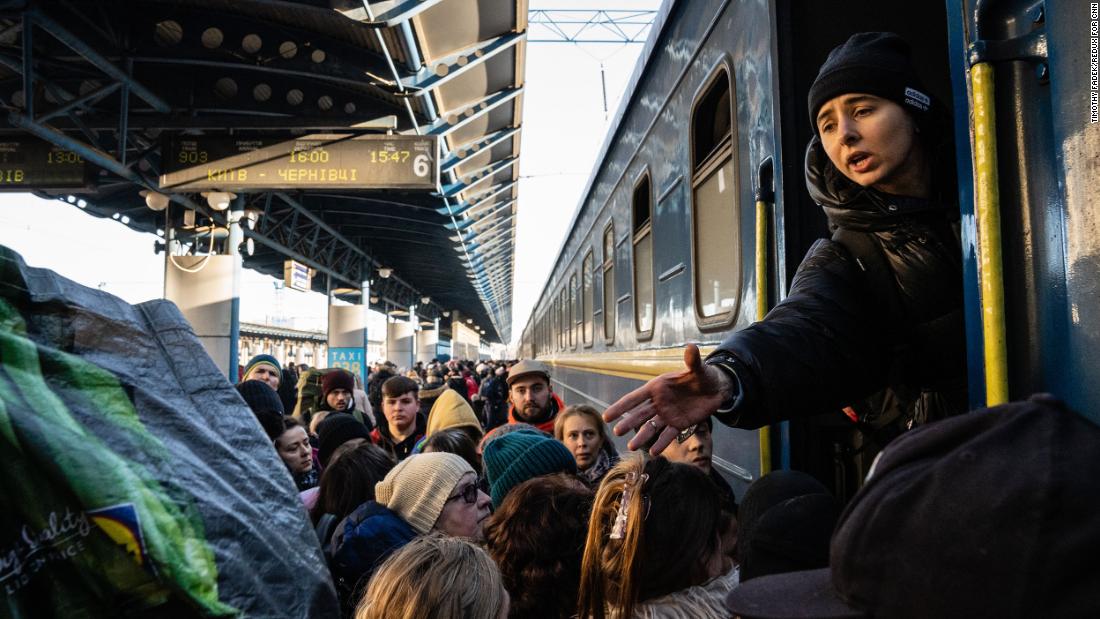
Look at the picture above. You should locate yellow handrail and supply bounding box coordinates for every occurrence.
[755,198,771,474]
[970,62,1010,406]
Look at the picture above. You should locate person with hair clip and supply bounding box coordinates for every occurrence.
[577,454,738,619]
[355,534,510,619]
[554,404,619,488]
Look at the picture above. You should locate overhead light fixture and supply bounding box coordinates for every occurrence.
[201,191,236,211]
[442,310,450,317]
[243,209,261,230]
[369,295,380,304]
[466,318,473,324]
[377,266,393,279]
[140,190,170,211]
[420,296,431,304]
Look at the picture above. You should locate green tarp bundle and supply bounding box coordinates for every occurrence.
[0,246,338,617]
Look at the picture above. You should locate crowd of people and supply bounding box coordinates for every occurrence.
[231,352,1099,619]
[218,32,1100,618]
[232,353,760,618]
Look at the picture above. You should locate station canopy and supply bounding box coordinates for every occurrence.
[0,0,526,343]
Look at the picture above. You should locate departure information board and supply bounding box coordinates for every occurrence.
[0,138,90,190]
[159,134,439,191]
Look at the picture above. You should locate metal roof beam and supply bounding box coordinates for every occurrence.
[441,156,519,197]
[342,0,449,28]
[425,87,523,137]
[29,10,170,113]
[441,126,521,173]
[439,181,516,216]
[444,199,513,231]
[468,214,515,236]
[9,112,401,131]
[404,31,526,93]
[454,214,515,243]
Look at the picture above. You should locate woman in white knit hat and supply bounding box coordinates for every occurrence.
[329,452,492,616]
[375,451,492,540]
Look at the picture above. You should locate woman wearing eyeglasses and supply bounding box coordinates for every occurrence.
[328,452,492,617]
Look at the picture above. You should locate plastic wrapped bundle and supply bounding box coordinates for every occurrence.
[0,245,338,618]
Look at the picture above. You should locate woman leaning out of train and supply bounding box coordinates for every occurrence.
[577,454,738,619]
[554,404,620,488]
[607,32,968,455]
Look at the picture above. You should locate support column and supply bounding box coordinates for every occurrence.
[164,237,242,382]
[418,324,439,364]
[409,304,418,370]
[328,304,367,385]
[386,320,415,370]
[361,271,371,367]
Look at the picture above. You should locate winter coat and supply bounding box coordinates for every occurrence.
[620,566,740,619]
[370,412,427,461]
[329,502,417,618]
[712,138,967,437]
[480,375,509,430]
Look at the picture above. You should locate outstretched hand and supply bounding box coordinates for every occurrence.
[603,344,731,455]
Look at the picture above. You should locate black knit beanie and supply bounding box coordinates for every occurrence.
[316,413,372,467]
[236,379,285,416]
[808,32,932,133]
[322,369,356,399]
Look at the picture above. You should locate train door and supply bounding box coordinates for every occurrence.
[945,0,1100,427]
[772,0,955,499]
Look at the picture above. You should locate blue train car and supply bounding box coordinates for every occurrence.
[519,0,1100,499]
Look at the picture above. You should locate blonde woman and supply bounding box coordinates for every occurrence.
[577,454,738,618]
[554,404,619,487]
[355,534,509,619]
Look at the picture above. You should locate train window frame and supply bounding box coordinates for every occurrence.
[601,222,616,345]
[631,169,655,341]
[569,271,578,350]
[561,287,569,351]
[689,61,742,330]
[582,250,595,347]
[554,293,562,352]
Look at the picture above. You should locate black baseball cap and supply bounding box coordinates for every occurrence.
[727,394,1100,619]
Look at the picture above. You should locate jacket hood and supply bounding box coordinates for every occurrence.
[329,502,417,587]
[426,388,481,437]
[804,136,950,232]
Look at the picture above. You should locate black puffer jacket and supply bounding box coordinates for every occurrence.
[712,137,967,433]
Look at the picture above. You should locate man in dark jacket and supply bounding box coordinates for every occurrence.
[479,366,510,430]
[606,33,967,454]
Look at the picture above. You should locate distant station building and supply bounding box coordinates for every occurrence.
[239,322,328,370]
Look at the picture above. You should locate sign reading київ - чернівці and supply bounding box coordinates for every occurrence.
[158,134,439,191]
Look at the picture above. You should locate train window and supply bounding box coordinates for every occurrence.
[632,172,654,337]
[602,224,615,343]
[561,287,569,351]
[582,250,594,346]
[568,273,578,349]
[691,65,741,324]
[554,295,561,351]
